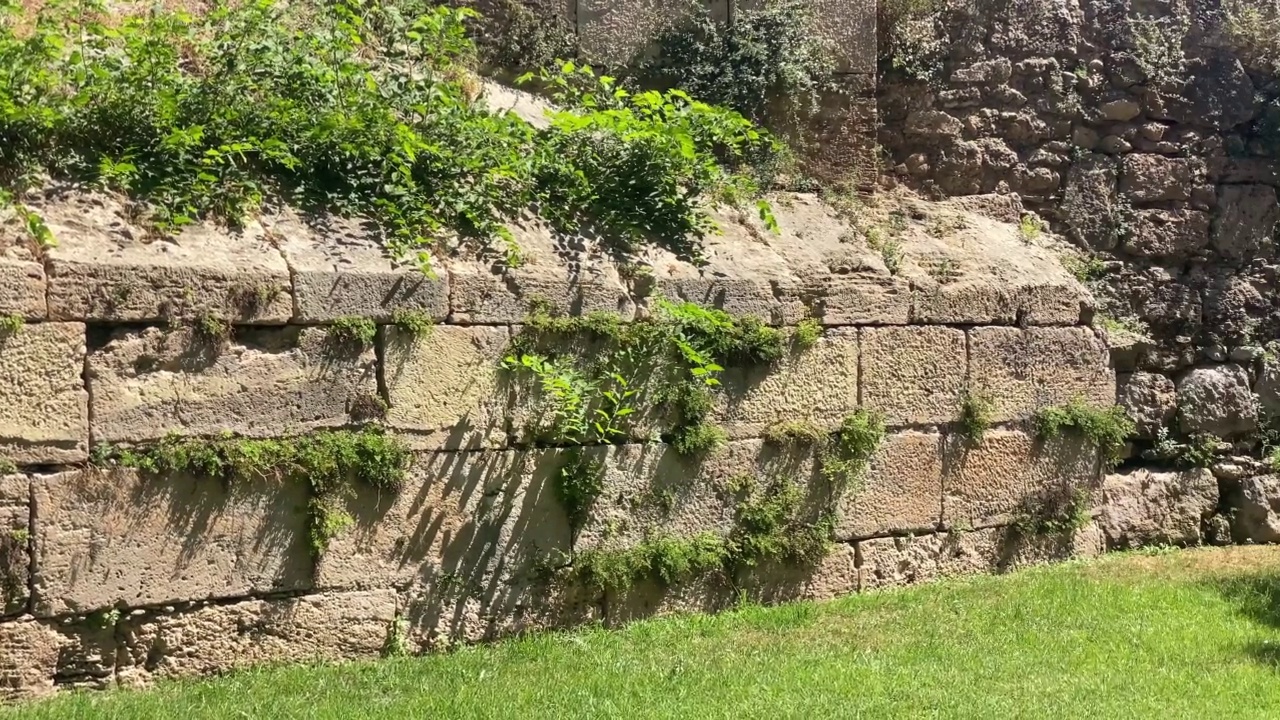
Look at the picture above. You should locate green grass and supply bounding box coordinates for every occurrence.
[11,547,1280,718]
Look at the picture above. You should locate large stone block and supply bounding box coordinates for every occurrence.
[383,325,510,449]
[1119,155,1205,203]
[715,328,859,440]
[0,322,88,465]
[1,474,30,617]
[445,218,635,324]
[1176,364,1257,438]
[941,430,1099,530]
[272,212,449,322]
[0,238,45,319]
[1212,184,1278,263]
[1099,468,1217,550]
[32,468,313,617]
[88,326,378,443]
[861,326,967,426]
[579,0,727,64]
[40,192,293,323]
[838,432,943,540]
[1118,371,1176,439]
[0,620,61,701]
[117,590,395,682]
[967,326,1114,422]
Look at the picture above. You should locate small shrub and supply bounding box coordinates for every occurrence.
[1014,486,1092,537]
[880,0,947,84]
[764,420,827,447]
[1180,433,1223,469]
[793,317,823,350]
[1269,445,1280,473]
[554,449,604,535]
[1129,12,1189,88]
[0,457,15,475]
[575,532,728,592]
[309,496,355,557]
[1033,401,1134,467]
[1222,0,1280,74]
[821,410,886,491]
[381,616,412,658]
[1018,214,1043,243]
[391,309,435,338]
[1061,253,1107,283]
[671,422,728,457]
[957,389,994,444]
[0,314,23,337]
[327,317,377,351]
[193,313,231,346]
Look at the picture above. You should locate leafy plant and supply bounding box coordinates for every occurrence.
[670,422,728,458]
[793,317,822,350]
[327,317,378,351]
[1033,400,1134,467]
[0,457,14,475]
[1222,0,1280,74]
[575,532,729,592]
[764,420,827,447]
[957,389,995,444]
[1018,215,1043,243]
[0,0,776,270]
[0,313,22,337]
[555,448,604,536]
[1013,487,1092,537]
[879,0,947,84]
[820,410,885,491]
[193,313,230,345]
[102,427,410,556]
[392,309,435,338]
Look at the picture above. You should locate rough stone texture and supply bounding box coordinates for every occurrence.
[1120,155,1203,204]
[1122,208,1211,259]
[383,325,510,449]
[1231,475,1280,545]
[1118,372,1177,439]
[0,218,46,318]
[941,430,1098,530]
[0,621,61,701]
[578,0,727,64]
[1212,185,1279,264]
[272,212,449,322]
[0,323,89,465]
[88,326,377,443]
[0,475,30,617]
[32,468,312,617]
[117,590,395,682]
[1099,468,1217,550]
[1061,154,1120,251]
[40,192,293,323]
[968,326,1114,422]
[446,218,635,324]
[1176,364,1258,437]
[839,432,943,540]
[715,328,858,440]
[861,326,967,426]
[737,0,874,74]
[1259,357,1280,417]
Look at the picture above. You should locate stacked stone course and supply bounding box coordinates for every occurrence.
[0,187,1133,700]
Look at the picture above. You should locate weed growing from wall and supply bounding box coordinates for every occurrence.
[100,427,410,556]
[879,0,947,84]
[391,309,436,338]
[793,317,822,350]
[1128,12,1189,90]
[1012,486,1092,538]
[1221,0,1280,74]
[820,410,886,493]
[327,317,378,353]
[1033,400,1134,467]
[0,1,776,269]
[763,420,827,447]
[957,389,994,445]
[0,457,14,475]
[0,314,22,337]
[554,448,605,536]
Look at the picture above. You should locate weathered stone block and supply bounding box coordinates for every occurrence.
[1120,155,1204,203]
[579,0,727,64]
[32,468,312,616]
[941,430,1099,530]
[0,250,45,319]
[715,328,858,440]
[273,213,448,322]
[1176,364,1257,437]
[1232,475,1280,544]
[0,620,61,701]
[446,219,635,324]
[383,325,510,449]
[861,326,967,426]
[1212,185,1278,262]
[839,432,943,540]
[0,322,88,465]
[1100,468,1217,550]
[1,474,30,617]
[1122,208,1211,259]
[968,326,1114,422]
[1118,371,1176,439]
[88,326,377,443]
[117,590,395,681]
[40,193,293,322]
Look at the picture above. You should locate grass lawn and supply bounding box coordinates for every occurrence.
[8,546,1280,719]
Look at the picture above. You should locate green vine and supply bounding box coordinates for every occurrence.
[96,427,409,556]
[0,0,776,266]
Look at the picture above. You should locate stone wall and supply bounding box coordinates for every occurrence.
[0,184,1145,700]
[877,0,1280,521]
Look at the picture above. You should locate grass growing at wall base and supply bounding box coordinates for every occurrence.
[13,547,1280,718]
